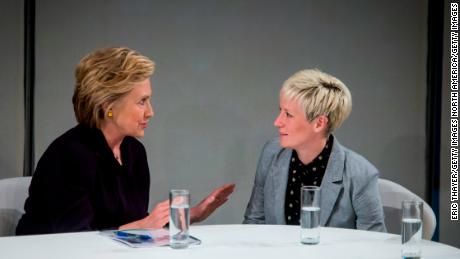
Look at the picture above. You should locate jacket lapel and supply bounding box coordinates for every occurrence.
[320,137,345,226]
[271,148,292,224]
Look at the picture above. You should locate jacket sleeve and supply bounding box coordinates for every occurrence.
[352,166,387,232]
[17,141,97,235]
[243,140,275,224]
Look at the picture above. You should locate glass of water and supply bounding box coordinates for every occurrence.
[300,186,321,245]
[401,200,423,259]
[169,189,190,249]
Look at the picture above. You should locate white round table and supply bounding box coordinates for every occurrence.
[0,224,459,259]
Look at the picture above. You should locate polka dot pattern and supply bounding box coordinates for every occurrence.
[284,135,333,225]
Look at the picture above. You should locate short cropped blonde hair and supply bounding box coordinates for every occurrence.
[281,69,352,135]
[73,47,155,128]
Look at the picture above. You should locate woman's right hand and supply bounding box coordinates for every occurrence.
[119,199,170,230]
[143,199,170,228]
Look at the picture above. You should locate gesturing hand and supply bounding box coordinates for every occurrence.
[144,199,170,228]
[119,184,235,230]
[119,199,170,230]
[190,183,236,224]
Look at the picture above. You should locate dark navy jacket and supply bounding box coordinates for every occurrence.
[16,124,150,235]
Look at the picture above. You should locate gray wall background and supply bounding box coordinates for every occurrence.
[4,0,457,247]
[32,0,428,224]
[0,0,24,179]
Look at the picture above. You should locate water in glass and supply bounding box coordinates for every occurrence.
[301,206,320,244]
[169,204,190,249]
[401,218,422,259]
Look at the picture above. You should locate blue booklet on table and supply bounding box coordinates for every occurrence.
[100,228,201,248]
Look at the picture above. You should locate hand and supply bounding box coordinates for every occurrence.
[119,199,170,230]
[190,183,236,224]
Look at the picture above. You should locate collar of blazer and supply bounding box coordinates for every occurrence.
[270,135,345,226]
[319,137,345,225]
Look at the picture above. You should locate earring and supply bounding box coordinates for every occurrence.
[108,109,113,118]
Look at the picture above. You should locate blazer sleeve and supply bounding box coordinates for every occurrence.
[243,140,276,224]
[352,166,387,232]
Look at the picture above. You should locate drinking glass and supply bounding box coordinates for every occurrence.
[169,189,190,249]
[300,186,321,244]
[401,200,423,258]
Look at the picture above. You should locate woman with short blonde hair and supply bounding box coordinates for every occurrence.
[281,69,352,136]
[244,69,386,232]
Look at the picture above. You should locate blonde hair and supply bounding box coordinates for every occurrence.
[72,47,155,128]
[281,69,352,135]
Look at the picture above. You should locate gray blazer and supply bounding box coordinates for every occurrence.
[243,136,386,232]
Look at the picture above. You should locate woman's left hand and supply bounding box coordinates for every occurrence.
[190,183,236,224]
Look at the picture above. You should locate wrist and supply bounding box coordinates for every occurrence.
[190,205,203,224]
[139,218,148,229]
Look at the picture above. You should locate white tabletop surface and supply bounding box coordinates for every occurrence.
[1,224,459,259]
